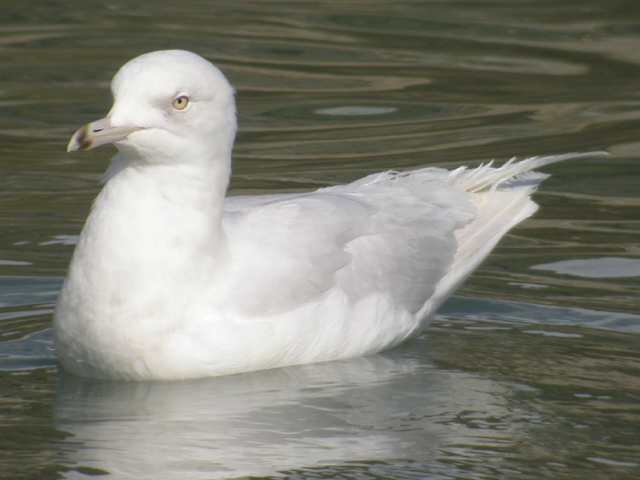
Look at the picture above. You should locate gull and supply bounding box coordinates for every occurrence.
[55,50,606,380]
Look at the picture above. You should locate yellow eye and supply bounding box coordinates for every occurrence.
[172,95,190,111]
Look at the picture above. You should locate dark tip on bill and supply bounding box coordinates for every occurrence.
[77,128,92,150]
[67,125,92,152]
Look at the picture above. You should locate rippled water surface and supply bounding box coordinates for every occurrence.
[1,1,639,479]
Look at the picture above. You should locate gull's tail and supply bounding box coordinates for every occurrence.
[417,151,609,321]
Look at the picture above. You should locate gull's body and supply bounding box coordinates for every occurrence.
[54,50,605,380]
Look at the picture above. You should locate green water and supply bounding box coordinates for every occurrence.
[1,1,639,479]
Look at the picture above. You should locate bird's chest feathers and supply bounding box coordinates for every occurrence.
[67,171,222,321]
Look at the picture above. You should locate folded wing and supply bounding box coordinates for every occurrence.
[223,168,475,316]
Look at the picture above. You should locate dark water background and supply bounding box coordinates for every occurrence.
[1,1,639,479]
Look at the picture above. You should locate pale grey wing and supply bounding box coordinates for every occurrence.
[222,169,476,317]
[222,192,371,316]
[324,169,476,312]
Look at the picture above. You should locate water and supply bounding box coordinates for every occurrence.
[1,1,639,478]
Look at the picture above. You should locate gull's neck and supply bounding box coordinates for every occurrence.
[123,159,230,228]
[110,134,233,223]
[105,147,231,238]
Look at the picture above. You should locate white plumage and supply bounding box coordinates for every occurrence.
[54,50,606,380]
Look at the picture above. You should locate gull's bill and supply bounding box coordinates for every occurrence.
[67,117,141,152]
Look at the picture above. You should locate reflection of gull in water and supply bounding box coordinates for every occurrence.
[54,345,521,479]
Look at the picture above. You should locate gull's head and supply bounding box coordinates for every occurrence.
[67,50,237,164]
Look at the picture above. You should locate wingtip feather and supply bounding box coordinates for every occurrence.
[452,150,609,193]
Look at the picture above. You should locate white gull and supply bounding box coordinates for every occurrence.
[54,50,606,380]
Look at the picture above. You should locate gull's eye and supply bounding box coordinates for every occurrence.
[172,95,190,111]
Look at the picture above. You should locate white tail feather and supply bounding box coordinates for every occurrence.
[417,151,608,322]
